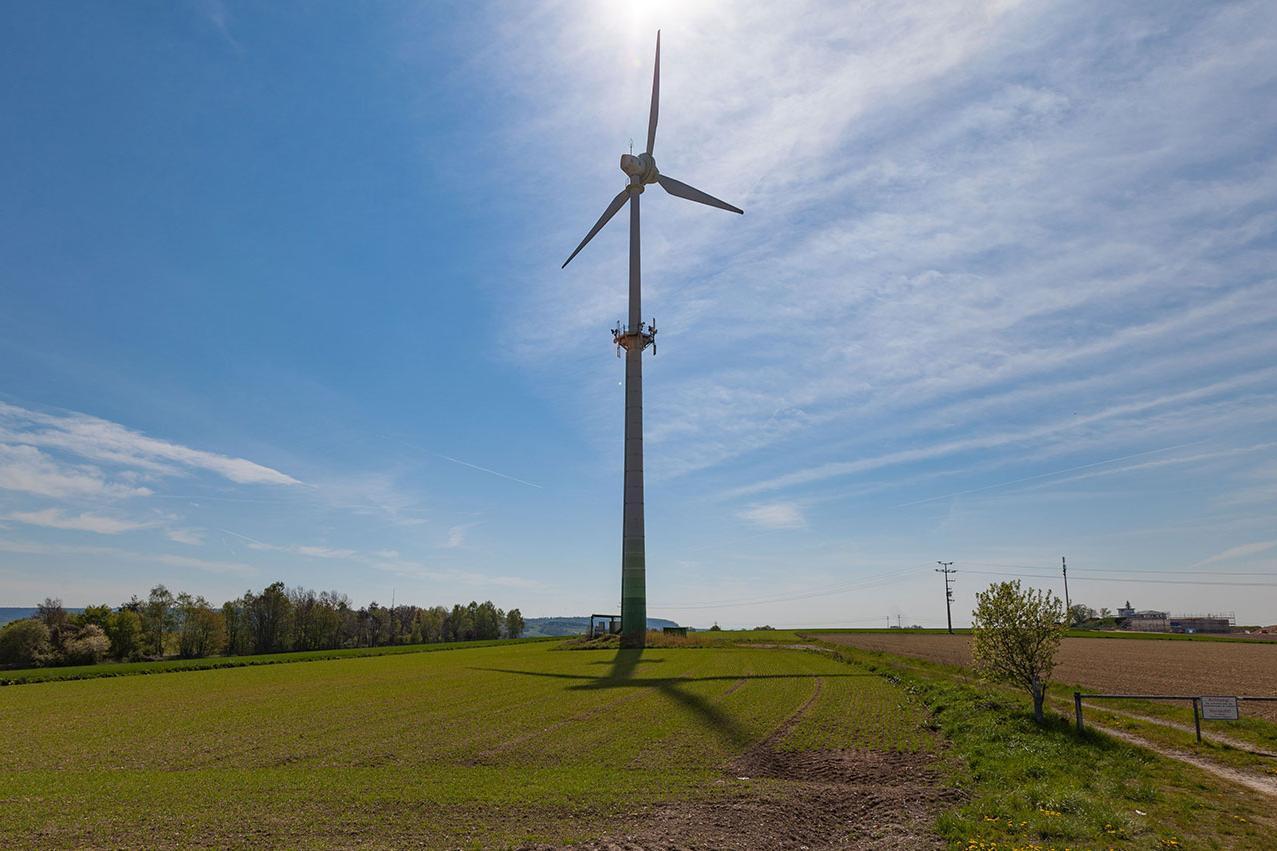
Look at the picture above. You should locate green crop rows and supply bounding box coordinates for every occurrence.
[0,640,931,848]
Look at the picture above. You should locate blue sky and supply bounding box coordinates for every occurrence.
[2,0,1275,627]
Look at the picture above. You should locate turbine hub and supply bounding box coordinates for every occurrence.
[620,152,659,185]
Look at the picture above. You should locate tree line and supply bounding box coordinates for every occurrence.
[0,582,525,668]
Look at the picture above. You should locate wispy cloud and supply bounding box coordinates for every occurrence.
[165,528,205,546]
[6,508,153,535]
[0,444,152,499]
[738,502,806,530]
[471,0,1277,511]
[220,528,356,560]
[1192,540,1277,568]
[0,538,253,575]
[444,522,479,549]
[0,402,300,486]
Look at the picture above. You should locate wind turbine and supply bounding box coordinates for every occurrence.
[562,31,743,648]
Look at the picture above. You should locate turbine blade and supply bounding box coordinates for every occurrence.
[562,188,630,268]
[645,31,660,155]
[656,174,743,214]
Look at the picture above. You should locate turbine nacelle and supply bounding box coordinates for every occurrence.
[560,30,743,274]
[620,152,659,185]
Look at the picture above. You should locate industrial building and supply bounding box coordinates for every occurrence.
[1116,600,1234,634]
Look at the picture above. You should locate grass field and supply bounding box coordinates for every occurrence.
[5,635,1276,849]
[0,637,560,685]
[0,639,945,848]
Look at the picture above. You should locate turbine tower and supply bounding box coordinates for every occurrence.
[562,32,743,648]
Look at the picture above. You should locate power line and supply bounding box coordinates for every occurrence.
[960,560,1277,577]
[655,565,932,610]
[960,568,1277,588]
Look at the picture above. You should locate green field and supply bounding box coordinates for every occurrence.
[0,636,560,685]
[5,636,1275,849]
[0,639,941,848]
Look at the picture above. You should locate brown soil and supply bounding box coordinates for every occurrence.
[822,633,1277,722]
[524,676,961,850]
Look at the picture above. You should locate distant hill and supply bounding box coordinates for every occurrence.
[0,607,90,627]
[523,616,681,638]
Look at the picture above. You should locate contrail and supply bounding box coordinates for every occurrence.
[219,528,271,547]
[891,440,1207,509]
[380,433,543,489]
[436,454,543,489]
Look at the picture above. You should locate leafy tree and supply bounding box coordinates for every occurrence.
[473,601,503,640]
[505,608,525,639]
[77,604,114,631]
[250,582,292,653]
[107,609,143,660]
[221,596,254,656]
[1067,603,1096,626]
[0,619,52,667]
[37,597,71,648]
[972,580,1065,723]
[448,604,473,642]
[142,585,176,657]
[62,624,111,665]
[1098,607,1112,619]
[177,594,226,658]
[418,606,447,643]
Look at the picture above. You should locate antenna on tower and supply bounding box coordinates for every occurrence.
[562,31,743,648]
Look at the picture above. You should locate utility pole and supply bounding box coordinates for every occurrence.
[936,561,956,635]
[1062,555,1070,624]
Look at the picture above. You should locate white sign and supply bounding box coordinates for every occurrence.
[1200,695,1239,721]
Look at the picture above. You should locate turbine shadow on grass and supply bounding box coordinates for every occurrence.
[472,650,872,749]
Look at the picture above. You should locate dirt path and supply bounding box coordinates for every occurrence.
[1078,700,1277,757]
[1088,720,1277,798]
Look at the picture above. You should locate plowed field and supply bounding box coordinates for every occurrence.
[822,633,1277,723]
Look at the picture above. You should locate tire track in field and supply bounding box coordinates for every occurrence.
[758,675,824,751]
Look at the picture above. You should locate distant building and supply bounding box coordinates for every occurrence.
[1116,600,1169,632]
[1169,614,1234,634]
[1115,600,1234,634]
[1127,613,1170,632]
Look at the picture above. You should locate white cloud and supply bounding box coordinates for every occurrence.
[738,502,806,530]
[0,444,152,499]
[220,529,355,560]
[0,402,300,486]
[165,528,205,546]
[0,538,253,575]
[370,556,542,590]
[1192,540,1277,568]
[467,0,1277,507]
[6,508,152,535]
[444,523,480,549]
